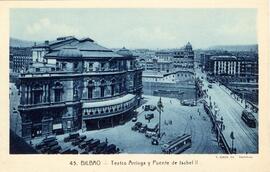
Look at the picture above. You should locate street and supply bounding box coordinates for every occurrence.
[29,95,223,154]
[197,69,258,153]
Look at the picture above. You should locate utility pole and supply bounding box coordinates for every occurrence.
[157,97,163,139]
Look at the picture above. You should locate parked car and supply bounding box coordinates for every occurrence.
[208,84,213,88]
[144,105,150,111]
[64,132,80,142]
[85,138,94,144]
[79,135,87,140]
[35,141,46,150]
[101,144,117,154]
[131,122,142,131]
[48,145,61,154]
[181,100,196,106]
[71,139,81,146]
[79,141,88,149]
[87,139,100,152]
[47,140,58,148]
[132,117,137,122]
[139,124,148,133]
[145,113,154,121]
[145,131,158,138]
[43,136,56,144]
[63,136,71,142]
[93,142,107,154]
[149,105,157,111]
[147,123,159,132]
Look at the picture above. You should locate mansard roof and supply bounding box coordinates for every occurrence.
[44,37,131,60]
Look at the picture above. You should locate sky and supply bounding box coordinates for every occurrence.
[10,8,257,49]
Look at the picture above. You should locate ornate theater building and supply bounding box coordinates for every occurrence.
[18,36,143,139]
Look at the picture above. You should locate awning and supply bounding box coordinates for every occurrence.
[83,94,136,109]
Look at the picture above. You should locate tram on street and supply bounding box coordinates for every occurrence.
[241,110,256,128]
[161,134,192,154]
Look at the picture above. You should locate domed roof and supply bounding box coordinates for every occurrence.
[185,42,192,49]
[57,47,82,59]
[116,47,133,57]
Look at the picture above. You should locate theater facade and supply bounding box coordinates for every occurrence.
[18,37,143,139]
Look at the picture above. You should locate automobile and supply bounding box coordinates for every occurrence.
[63,136,71,142]
[93,142,107,154]
[79,135,87,140]
[43,136,56,144]
[47,140,58,148]
[144,105,150,111]
[87,139,100,152]
[69,132,80,139]
[132,117,137,122]
[181,100,196,106]
[149,105,157,111]
[208,84,213,88]
[40,146,50,153]
[131,122,142,131]
[145,131,158,138]
[101,144,117,154]
[71,139,81,146]
[85,138,94,144]
[145,113,154,121]
[64,132,80,142]
[139,124,148,133]
[48,145,61,154]
[78,141,88,149]
[35,141,46,150]
[147,123,159,132]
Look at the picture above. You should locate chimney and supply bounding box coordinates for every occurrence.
[45,40,49,45]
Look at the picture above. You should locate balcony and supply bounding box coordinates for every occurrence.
[18,101,80,111]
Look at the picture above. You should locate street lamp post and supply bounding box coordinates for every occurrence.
[157,97,163,139]
[230,131,235,153]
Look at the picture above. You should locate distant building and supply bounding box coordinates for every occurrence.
[10,47,32,73]
[207,55,258,83]
[140,42,196,100]
[18,37,143,139]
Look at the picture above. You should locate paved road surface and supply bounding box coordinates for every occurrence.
[203,80,258,153]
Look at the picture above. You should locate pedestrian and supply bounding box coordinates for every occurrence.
[105,137,108,144]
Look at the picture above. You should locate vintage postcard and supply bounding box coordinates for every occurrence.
[0,0,269,172]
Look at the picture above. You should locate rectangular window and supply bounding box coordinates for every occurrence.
[67,121,71,129]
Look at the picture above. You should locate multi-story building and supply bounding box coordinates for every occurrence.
[207,55,258,83]
[141,42,196,100]
[172,42,194,71]
[10,47,32,73]
[18,37,143,139]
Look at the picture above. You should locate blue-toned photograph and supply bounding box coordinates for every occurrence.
[9,8,258,154]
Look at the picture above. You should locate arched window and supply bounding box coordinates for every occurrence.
[88,80,94,99]
[100,80,106,98]
[54,82,63,102]
[33,83,43,104]
[111,79,116,96]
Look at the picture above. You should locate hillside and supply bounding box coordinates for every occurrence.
[207,44,258,52]
[10,37,36,48]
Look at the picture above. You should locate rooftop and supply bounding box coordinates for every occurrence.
[44,37,128,60]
